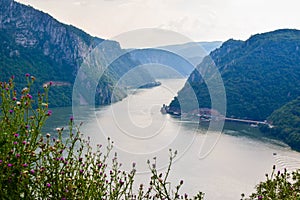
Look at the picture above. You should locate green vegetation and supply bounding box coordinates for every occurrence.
[1,0,155,108]
[242,166,300,200]
[170,29,300,121]
[0,76,205,199]
[260,97,300,151]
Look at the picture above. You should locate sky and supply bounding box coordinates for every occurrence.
[17,0,300,48]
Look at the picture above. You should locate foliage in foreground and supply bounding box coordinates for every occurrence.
[241,165,300,200]
[0,75,204,199]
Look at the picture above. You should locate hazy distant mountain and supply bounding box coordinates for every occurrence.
[129,41,222,79]
[0,0,155,106]
[169,29,300,121]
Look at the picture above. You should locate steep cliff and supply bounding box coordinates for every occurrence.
[0,0,154,107]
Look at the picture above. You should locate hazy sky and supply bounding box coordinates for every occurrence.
[17,0,300,47]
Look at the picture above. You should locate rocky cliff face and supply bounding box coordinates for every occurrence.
[0,0,154,107]
[1,0,99,77]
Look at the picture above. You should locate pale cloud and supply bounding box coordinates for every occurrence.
[16,0,300,46]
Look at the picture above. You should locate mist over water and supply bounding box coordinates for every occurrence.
[46,79,300,200]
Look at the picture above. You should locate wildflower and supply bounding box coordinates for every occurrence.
[16,154,20,158]
[11,75,15,79]
[8,163,13,167]
[16,101,21,106]
[258,195,262,200]
[25,73,30,77]
[49,81,53,86]
[26,94,32,99]
[42,103,48,107]
[0,160,2,164]
[9,110,13,114]
[46,133,51,138]
[31,76,35,81]
[22,87,29,93]
[12,97,17,101]
[25,125,29,129]
[80,169,84,174]
[46,110,52,116]
[14,141,18,145]
[30,169,35,174]
[46,183,51,188]
[22,141,27,145]
[70,116,74,122]
[22,163,28,167]
[14,133,19,137]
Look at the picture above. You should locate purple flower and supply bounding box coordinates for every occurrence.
[8,163,13,167]
[5,88,9,91]
[30,169,35,174]
[47,110,52,116]
[258,195,262,200]
[49,81,53,86]
[9,110,13,114]
[13,141,18,145]
[25,125,29,129]
[22,141,27,145]
[62,198,66,200]
[12,97,17,101]
[46,183,51,188]
[70,116,74,122]
[80,169,84,174]
[0,160,2,163]
[25,73,30,77]
[14,133,19,137]
[22,163,28,167]
[27,94,32,99]
[11,75,15,79]
[16,154,20,158]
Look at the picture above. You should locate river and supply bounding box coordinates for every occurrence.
[45,79,300,199]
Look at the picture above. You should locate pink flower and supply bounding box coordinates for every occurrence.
[8,163,13,167]
[46,183,51,188]
[25,73,30,77]
[12,97,17,101]
[22,163,28,167]
[47,110,52,116]
[14,133,19,137]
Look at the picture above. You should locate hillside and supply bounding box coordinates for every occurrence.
[169,29,300,121]
[0,0,154,107]
[129,41,222,79]
[260,97,300,150]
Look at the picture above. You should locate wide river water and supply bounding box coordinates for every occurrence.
[45,79,300,199]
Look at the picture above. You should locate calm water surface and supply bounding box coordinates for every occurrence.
[46,79,300,199]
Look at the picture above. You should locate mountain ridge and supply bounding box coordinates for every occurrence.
[169,29,300,121]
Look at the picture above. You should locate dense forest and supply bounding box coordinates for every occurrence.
[169,29,300,121]
[260,97,300,151]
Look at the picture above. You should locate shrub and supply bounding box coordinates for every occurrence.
[241,165,300,200]
[0,75,204,199]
